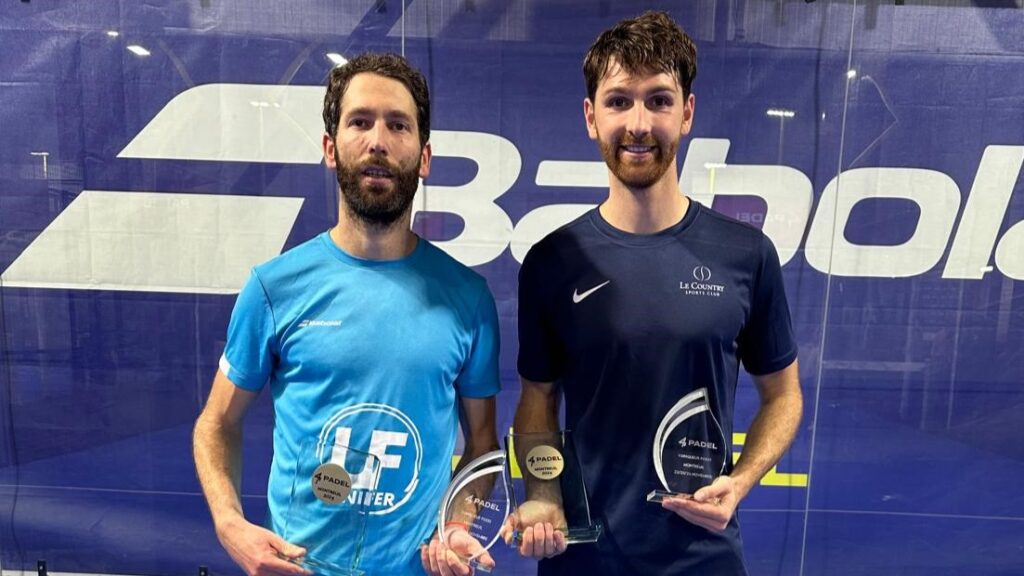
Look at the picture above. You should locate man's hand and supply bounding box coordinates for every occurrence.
[501,499,568,559]
[216,516,311,576]
[660,475,740,532]
[421,525,496,576]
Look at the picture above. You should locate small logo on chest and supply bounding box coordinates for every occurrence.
[298,319,343,328]
[680,266,726,297]
[572,280,611,304]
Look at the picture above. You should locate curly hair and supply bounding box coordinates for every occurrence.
[583,11,697,100]
[322,52,430,147]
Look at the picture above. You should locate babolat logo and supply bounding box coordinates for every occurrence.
[680,266,726,297]
[298,319,343,328]
[464,495,502,512]
[678,436,718,450]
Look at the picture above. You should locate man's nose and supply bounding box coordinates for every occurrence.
[367,122,389,156]
[626,103,651,139]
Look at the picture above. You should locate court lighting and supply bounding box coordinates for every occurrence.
[766,108,795,118]
[127,45,151,57]
[326,53,347,66]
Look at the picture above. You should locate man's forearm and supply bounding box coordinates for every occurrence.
[193,415,247,532]
[513,380,563,504]
[513,380,559,434]
[729,387,802,499]
[445,397,501,533]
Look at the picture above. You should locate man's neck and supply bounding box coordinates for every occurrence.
[330,206,417,261]
[600,170,690,234]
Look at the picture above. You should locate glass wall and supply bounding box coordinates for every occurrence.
[0,1,1021,574]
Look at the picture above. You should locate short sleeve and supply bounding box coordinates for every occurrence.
[516,242,564,383]
[454,282,501,399]
[219,268,279,391]
[737,235,798,375]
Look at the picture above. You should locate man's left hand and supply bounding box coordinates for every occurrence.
[660,475,740,532]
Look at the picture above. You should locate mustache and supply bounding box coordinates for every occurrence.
[618,136,659,147]
[358,158,400,172]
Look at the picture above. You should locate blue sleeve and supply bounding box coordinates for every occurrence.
[219,268,278,391]
[454,282,501,398]
[737,235,799,375]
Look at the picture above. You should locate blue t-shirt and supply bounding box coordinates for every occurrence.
[221,232,500,575]
[518,203,798,575]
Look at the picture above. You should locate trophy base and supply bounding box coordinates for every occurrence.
[511,523,602,546]
[564,524,603,544]
[293,554,365,576]
[468,557,493,574]
[646,490,694,503]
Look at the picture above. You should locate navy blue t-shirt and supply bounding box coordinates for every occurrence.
[517,202,798,575]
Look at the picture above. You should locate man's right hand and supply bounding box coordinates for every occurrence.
[216,516,312,576]
[501,499,568,559]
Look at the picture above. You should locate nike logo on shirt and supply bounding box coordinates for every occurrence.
[572,280,611,304]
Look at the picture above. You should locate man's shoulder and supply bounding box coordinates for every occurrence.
[418,240,489,291]
[523,208,597,265]
[251,233,329,284]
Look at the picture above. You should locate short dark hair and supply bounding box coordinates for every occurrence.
[583,11,697,101]
[322,52,430,147]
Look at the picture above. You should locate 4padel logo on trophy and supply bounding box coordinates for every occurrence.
[680,265,726,297]
[464,494,503,513]
[677,436,719,450]
[311,462,353,505]
[318,403,423,515]
[525,445,565,480]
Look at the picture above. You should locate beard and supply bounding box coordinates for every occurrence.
[597,131,679,189]
[335,150,421,228]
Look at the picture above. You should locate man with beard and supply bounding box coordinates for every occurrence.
[193,53,500,576]
[509,12,803,575]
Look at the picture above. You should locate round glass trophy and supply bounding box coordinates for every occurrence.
[647,387,727,503]
[437,450,511,573]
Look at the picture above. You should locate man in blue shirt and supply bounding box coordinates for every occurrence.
[193,53,500,576]
[511,12,803,575]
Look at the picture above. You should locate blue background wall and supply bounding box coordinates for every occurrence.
[1,1,1022,574]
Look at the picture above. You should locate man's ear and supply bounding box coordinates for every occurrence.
[323,133,338,169]
[680,93,695,137]
[418,141,432,179]
[584,98,598,141]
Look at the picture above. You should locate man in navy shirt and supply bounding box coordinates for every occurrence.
[511,11,803,575]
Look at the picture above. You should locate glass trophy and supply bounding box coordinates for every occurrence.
[646,387,727,503]
[437,450,511,572]
[279,438,382,576]
[505,431,602,545]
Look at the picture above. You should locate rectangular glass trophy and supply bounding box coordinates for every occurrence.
[437,450,511,573]
[279,438,382,576]
[646,387,727,503]
[505,430,602,544]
